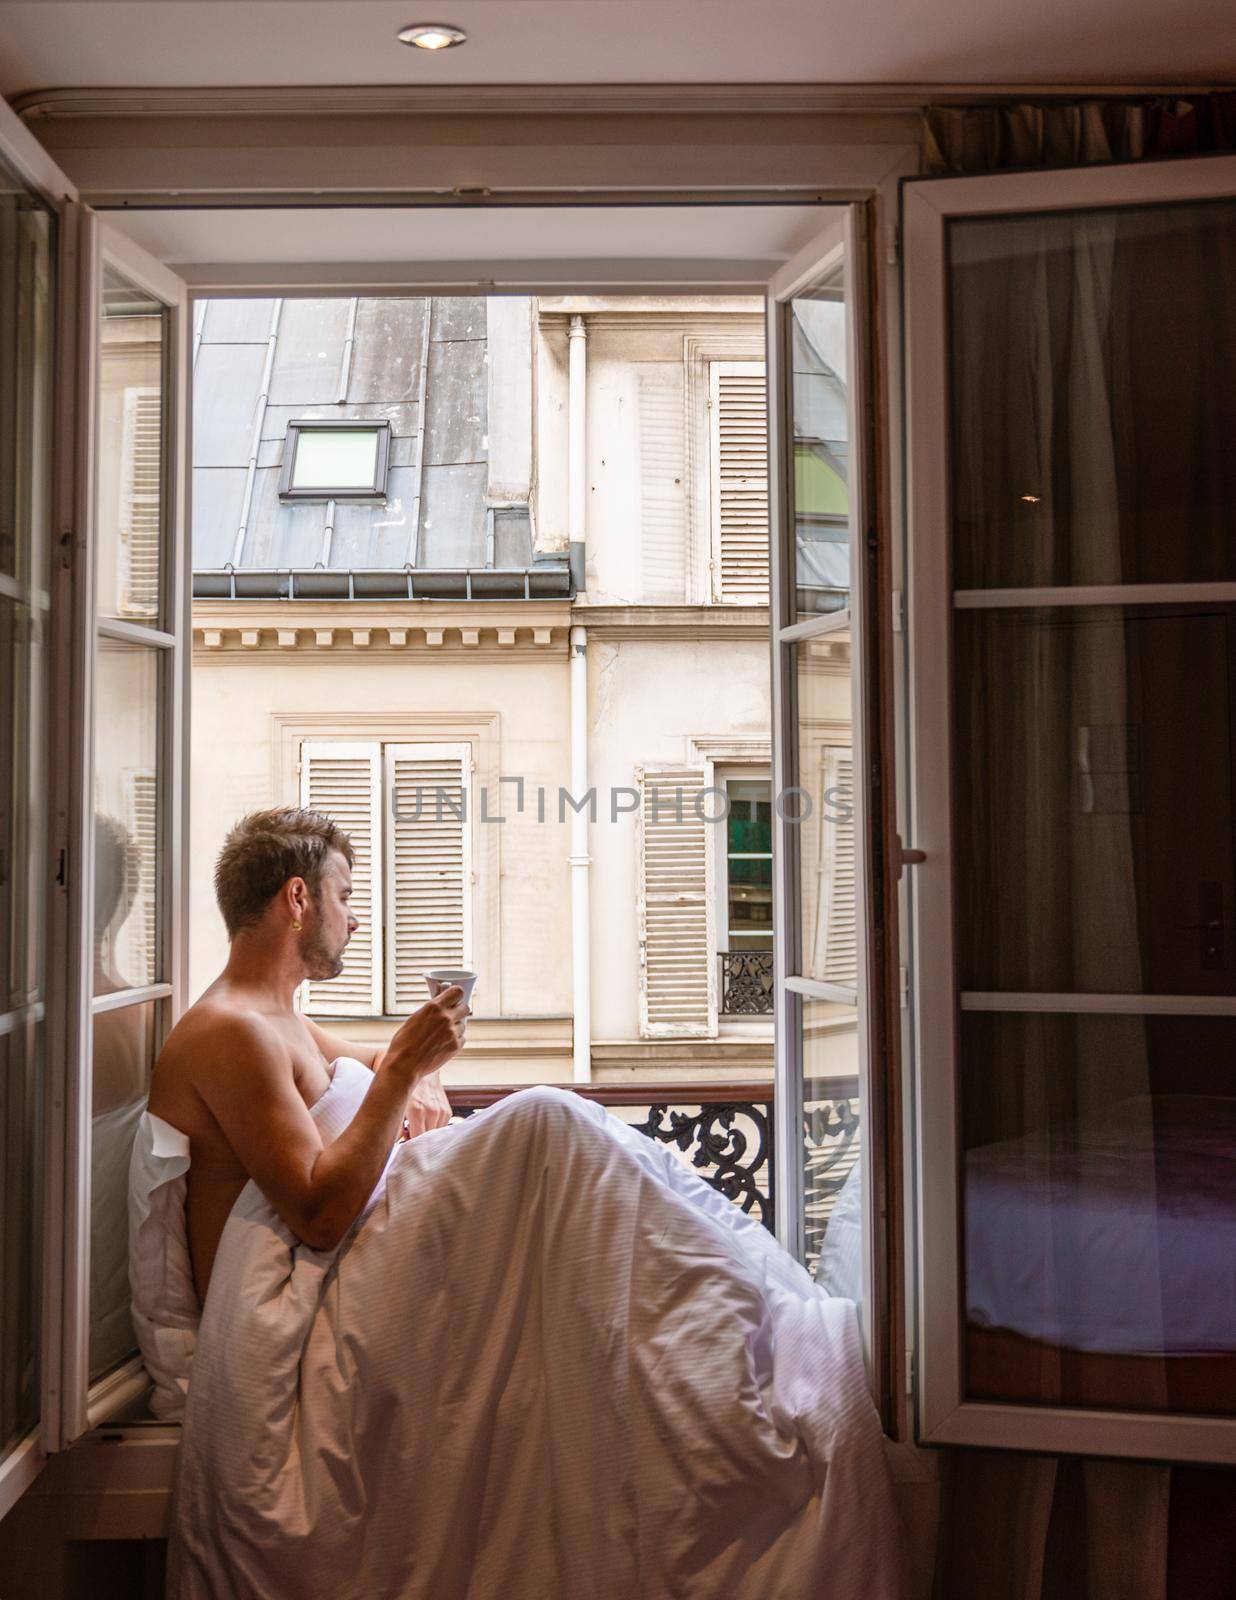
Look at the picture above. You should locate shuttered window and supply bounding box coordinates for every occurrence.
[384,744,472,1014]
[636,765,717,1038]
[819,747,857,991]
[709,361,770,604]
[119,386,162,622]
[297,740,472,1018]
[299,742,384,1016]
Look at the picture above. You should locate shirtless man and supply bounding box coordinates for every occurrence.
[147,806,471,1301]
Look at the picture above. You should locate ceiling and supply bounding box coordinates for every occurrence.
[0,0,1234,95]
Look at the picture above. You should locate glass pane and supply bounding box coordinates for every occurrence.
[962,1010,1236,1416]
[94,640,161,993]
[89,998,158,1381]
[290,427,380,492]
[802,996,862,1296]
[725,780,772,947]
[0,158,54,1456]
[950,198,1236,590]
[789,282,851,620]
[795,628,857,988]
[98,266,165,626]
[956,604,1236,996]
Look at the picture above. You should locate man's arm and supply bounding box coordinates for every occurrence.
[195,991,466,1250]
[303,1016,456,1134]
[302,1016,384,1071]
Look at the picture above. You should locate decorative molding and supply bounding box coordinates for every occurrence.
[689,735,772,766]
[569,602,769,641]
[192,599,572,656]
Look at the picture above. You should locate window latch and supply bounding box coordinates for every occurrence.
[891,834,926,881]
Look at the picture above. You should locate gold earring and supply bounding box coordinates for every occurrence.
[291,920,302,932]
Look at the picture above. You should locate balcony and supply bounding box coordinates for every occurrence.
[719,950,775,1015]
[447,1077,860,1275]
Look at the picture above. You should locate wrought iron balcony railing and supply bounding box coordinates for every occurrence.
[447,1077,860,1271]
[718,950,775,1015]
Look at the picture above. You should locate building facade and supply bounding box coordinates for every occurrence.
[178,294,856,1085]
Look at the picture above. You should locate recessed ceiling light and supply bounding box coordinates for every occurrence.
[398,22,467,50]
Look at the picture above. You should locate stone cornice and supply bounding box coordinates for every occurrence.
[191,599,779,650]
[192,598,572,656]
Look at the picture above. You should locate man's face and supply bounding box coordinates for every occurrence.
[300,850,359,982]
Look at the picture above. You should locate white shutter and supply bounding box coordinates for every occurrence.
[636,765,717,1038]
[709,360,770,604]
[384,743,472,1014]
[119,386,162,621]
[819,747,857,990]
[299,742,383,1016]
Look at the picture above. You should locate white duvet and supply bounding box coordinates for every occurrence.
[165,1059,901,1600]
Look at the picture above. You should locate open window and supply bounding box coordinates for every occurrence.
[41,209,191,1452]
[765,207,888,1380]
[905,152,1236,1464]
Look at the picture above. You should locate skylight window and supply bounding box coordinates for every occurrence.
[280,419,391,501]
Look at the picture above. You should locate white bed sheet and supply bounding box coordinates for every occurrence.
[167,1059,902,1600]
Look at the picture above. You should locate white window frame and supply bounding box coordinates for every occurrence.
[711,765,774,956]
[905,151,1236,1465]
[766,210,880,1387]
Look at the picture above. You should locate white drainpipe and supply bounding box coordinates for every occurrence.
[567,315,591,1082]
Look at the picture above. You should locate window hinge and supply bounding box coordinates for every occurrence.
[891,589,903,633]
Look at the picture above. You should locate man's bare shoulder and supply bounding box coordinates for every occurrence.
[152,997,291,1100]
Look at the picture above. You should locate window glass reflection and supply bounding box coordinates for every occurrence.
[795,629,857,989]
[790,292,850,619]
[950,198,1236,590]
[956,605,1236,996]
[94,641,161,993]
[962,1011,1236,1416]
[98,268,164,626]
[803,996,863,1298]
[90,999,157,1380]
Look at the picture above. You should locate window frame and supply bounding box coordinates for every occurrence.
[712,766,775,956]
[904,150,1236,1466]
[766,207,885,1396]
[278,417,391,503]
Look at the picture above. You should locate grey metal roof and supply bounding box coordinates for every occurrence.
[192,295,557,599]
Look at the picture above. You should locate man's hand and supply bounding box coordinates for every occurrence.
[382,985,471,1087]
[401,1071,452,1138]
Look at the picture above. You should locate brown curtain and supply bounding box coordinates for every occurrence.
[923,93,1236,176]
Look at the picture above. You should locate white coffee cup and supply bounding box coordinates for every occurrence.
[425,968,478,1008]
